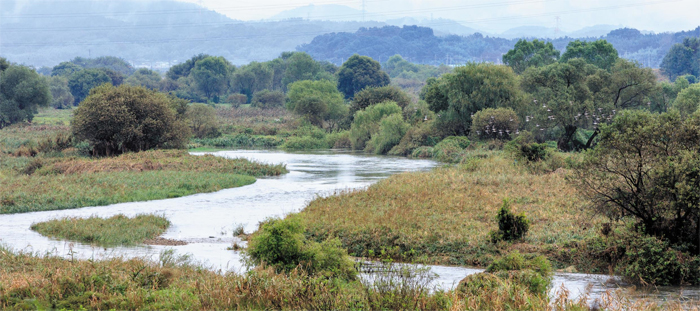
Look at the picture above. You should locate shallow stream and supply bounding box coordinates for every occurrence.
[0,150,698,304]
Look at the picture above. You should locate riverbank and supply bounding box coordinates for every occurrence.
[0,124,287,214]
[298,151,606,272]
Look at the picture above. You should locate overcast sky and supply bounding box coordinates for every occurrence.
[177,0,700,33]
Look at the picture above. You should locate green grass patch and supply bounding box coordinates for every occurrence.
[31,214,170,247]
[0,171,256,214]
[31,108,73,126]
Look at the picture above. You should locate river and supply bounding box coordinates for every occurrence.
[0,149,698,304]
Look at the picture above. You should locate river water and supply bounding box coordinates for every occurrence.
[0,150,698,304]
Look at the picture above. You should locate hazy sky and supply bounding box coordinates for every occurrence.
[177,0,700,33]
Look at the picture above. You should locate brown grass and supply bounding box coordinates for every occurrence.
[300,152,604,269]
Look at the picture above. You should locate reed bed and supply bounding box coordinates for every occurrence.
[31,214,171,247]
[300,152,604,270]
[0,249,694,310]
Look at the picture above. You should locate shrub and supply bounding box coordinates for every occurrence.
[246,216,357,280]
[349,102,402,150]
[185,103,220,139]
[459,252,553,296]
[351,85,411,113]
[470,108,519,141]
[490,199,530,242]
[227,93,248,107]
[365,114,410,154]
[281,136,330,150]
[72,84,191,156]
[388,121,440,156]
[325,131,352,149]
[251,89,286,109]
[506,131,548,162]
[430,136,470,163]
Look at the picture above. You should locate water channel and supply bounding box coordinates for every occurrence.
[0,150,698,304]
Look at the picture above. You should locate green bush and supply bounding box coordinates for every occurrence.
[506,131,548,162]
[325,131,352,149]
[470,108,519,141]
[349,102,402,150]
[365,114,410,154]
[490,199,530,242]
[388,121,440,156]
[430,136,470,163]
[459,252,552,296]
[281,136,330,150]
[246,216,357,280]
[251,89,285,109]
[410,146,434,159]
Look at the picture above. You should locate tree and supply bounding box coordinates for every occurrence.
[125,68,162,90]
[503,39,560,74]
[560,39,619,70]
[0,65,51,128]
[574,110,700,255]
[48,76,74,109]
[99,68,125,86]
[69,56,135,76]
[166,54,210,81]
[191,56,232,101]
[232,62,273,102]
[185,103,219,138]
[251,90,285,109]
[470,108,519,141]
[337,54,390,99]
[0,58,9,72]
[72,84,190,156]
[51,62,82,77]
[349,101,403,150]
[424,63,523,136]
[287,80,347,130]
[351,85,411,113]
[661,37,700,80]
[672,84,700,118]
[282,52,321,90]
[68,69,111,104]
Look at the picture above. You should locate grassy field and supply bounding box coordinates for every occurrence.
[31,214,170,247]
[0,123,287,214]
[298,151,605,271]
[31,108,73,126]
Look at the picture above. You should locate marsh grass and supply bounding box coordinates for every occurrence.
[0,248,694,311]
[31,214,170,247]
[300,152,604,270]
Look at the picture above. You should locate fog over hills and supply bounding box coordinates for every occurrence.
[0,1,697,69]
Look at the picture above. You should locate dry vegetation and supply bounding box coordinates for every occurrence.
[300,152,605,270]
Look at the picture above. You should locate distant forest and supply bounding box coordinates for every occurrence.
[299,26,700,68]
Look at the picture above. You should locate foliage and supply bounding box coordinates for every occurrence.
[671,84,700,117]
[365,113,410,154]
[490,200,530,242]
[506,131,549,163]
[72,84,190,156]
[661,37,700,80]
[560,39,619,70]
[281,136,330,150]
[50,61,82,77]
[470,108,519,141]
[503,39,560,74]
[429,136,470,163]
[287,80,347,129]
[424,63,523,136]
[231,61,273,102]
[68,56,135,76]
[459,252,552,298]
[31,214,170,247]
[125,68,162,90]
[388,121,440,156]
[47,76,74,109]
[246,216,357,280]
[281,52,321,89]
[0,65,52,128]
[67,68,111,104]
[574,110,700,255]
[185,103,220,139]
[251,89,285,109]
[191,56,232,101]
[349,101,402,150]
[337,54,390,99]
[383,54,450,80]
[227,93,248,108]
[166,54,210,80]
[351,85,411,113]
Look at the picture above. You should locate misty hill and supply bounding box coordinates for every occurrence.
[270,4,378,21]
[299,25,700,68]
[0,0,383,68]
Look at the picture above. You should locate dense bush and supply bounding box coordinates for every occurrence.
[281,136,329,150]
[72,84,190,156]
[351,85,411,113]
[349,101,402,150]
[506,131,548,162]
[430,136,470,163]
[490,199,530,243]
[470,108,519,141]
[251,89,285,109]
[458,252,552,296]
[246,216,357,280]
[0,65,51,128]
[388,121,439,156]
[227,93,248,107]
[365,114,410,154]
[185,103,220,139]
